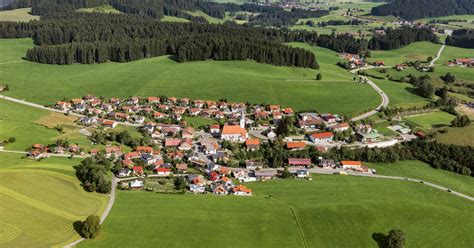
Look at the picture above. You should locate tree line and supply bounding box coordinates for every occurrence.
[445,29,474,48]
[369,26,439,50]
[371,0,474,20]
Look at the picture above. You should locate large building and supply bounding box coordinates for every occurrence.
[221,110,248,142]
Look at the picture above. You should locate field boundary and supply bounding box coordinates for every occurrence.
[267,196,308,248]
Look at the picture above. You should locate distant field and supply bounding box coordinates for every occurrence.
[0,8,38,22]
[0,99,99,151]
[76,4,121,14]
[435,45,474,65]
[403,111,455,130]
[435,124,474,147]
[0,153,107,247]
[161,15,189,23]
[369,160,474,197]
[0,38,380,116]
[80,175,474,248]
[368,42,442,66]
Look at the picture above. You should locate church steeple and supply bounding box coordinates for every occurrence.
[240,108,245,129]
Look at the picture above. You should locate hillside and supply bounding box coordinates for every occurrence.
[371,0,474,20]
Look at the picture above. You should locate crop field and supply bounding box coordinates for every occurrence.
[0,8,39,22]
[403,111,455,130]
[0,38,380,116]
[368,42,442,66]
[0,152,107,247]
[0,99,99,151]
[80,175,474,248]
[368,160,474,197]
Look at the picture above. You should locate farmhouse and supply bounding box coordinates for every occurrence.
[232,185,252,196]
[331,122,350,132]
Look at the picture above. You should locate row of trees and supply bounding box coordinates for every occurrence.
[445,29,474,48]
[369,26,439,50]
[371,0,474,20]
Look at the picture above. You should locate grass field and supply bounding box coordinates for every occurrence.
[436,45,474,65]
[0,8,39,22]
[161,15,190,23]
[0,99,98,151]
[0,152,107,247]
[369,78,431,108]
[77,4,122,14]
[369,160,474,197]
[403,111,455,130]
[368,42,442,66]
[184,116,217,129]
[80,174,474,248]
[0,38,380,116]
[435,124,474,147]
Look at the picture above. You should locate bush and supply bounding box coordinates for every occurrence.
[81,215,101,239]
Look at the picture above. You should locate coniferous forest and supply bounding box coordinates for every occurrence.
[445,29,474,48]
[371,0,474,20]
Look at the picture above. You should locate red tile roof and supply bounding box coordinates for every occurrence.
[310,132,334,139]
[288,158,311,165]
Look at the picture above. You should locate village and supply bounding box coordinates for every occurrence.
[21,94,422,196]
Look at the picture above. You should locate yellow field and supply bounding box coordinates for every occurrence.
[0,8,39,22]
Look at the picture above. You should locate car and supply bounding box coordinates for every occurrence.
[420,181,424,184]
[447,189,452,193]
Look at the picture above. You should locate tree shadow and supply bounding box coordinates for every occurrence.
[372,232,388,248]
[73,220,85,238]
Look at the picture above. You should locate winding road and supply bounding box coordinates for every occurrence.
[349,66,390,121]
[429,44,445,67]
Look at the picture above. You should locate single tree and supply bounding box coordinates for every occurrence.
[316,73,322,80]
[387,229,406,248]
[81,215,101,239]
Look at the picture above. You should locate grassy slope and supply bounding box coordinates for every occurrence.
[368,42,442,66]
[402,111,455,130]
[0,99,98,151]
[0,8,39,22]
[81,175,474,248]
[368,160,474,197]
[161,15,190,23]
[0,38,379,116]
[435,45,474,65]
[369,78,431,108]
[0,153,107,247]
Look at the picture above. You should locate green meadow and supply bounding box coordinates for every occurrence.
[434,124,474,147]
[0,152,108,247]
[369,160,474,197]
[368,42,442,66]
[0,8,38,22]
[80,175,474,248]
[0,99,98,151]
[403,111,456,130]
[369,78,432,108]
[0,38,379,116]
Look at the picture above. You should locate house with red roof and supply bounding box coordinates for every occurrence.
[155,167,171,176]
[245,138,260,151]
[221,125,248,142]
[132,166,144,175]
[233,185,252,196]
[331,122,350,132]
[165,138,182,148]
[286,141,306,151]
[341,161,362,170]
[309,132,334,143]
[288,158,312,167]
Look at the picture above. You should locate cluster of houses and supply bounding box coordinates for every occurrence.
[26,143,83,159]
[447,58,474,67]
[339,53,367,69]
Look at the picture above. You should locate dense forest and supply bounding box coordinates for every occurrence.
[445,29,474,48]
[371,0,474,20]
[369,26,439,50]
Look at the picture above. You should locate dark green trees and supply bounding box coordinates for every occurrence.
[387,229,406,248]
[81,215,101,239]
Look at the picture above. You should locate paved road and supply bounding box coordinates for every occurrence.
[350,74,390,121]
[0,148,90,158]
[64,176,117,248]
[0,95,140,127]
[429,44,445,67]
[306,168,474,202]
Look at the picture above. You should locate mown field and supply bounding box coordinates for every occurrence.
[403,111,456,130]
[0,152,107,247]
[0,38,379,116]
[80,174,474,248]
[0,99,97,151]
[434,124,474,147]
[369,78,432,108]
